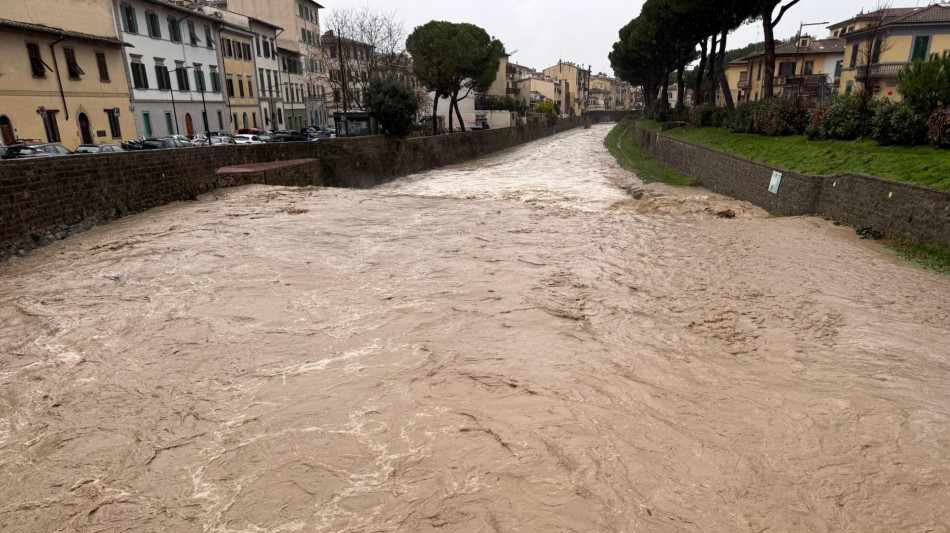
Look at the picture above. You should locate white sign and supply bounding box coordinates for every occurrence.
[768,171,782,195]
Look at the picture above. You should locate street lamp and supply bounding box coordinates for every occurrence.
[168,65,210,137]
[796,21,830,76]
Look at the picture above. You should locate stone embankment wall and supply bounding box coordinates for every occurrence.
[0,119,583,260]
[635,122,950,247]
[589,110,641,124]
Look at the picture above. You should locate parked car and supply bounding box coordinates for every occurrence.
[238,128,264,136]
[0,146,6,158]
[1,143,73,159]
[75,144,125,154]
[272,131,306,142]
[209,135,237,146]
[233,134,264,145]
[140,138,178,150]
[258,134,274,143]
[165,134,194,146]
[191,134,210,146]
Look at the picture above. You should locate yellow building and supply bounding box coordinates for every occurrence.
[740,37,845,102]
[838,5,950,100]
[220,28,261,131]
[0,1,136,150]
[720,59,748,105]
[516,77,566,113]
[543,61,590,116]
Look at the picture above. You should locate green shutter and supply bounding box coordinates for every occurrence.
[913,36,930,62]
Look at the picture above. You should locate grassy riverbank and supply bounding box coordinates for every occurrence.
[651,121,950,193]
[604,120,697,187]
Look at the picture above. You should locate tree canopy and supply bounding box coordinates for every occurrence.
[407,21,505,134]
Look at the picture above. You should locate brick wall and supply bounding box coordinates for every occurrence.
[0,119,583,260]
[635,123,950,247]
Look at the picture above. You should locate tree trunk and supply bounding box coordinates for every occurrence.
[448,94,455,134]
[706,33,718,104]
[432,95,439,136]
[761,9,776,98]
[660,70,670,109]
[694,37,708,106]
[718,31,735,111]
[454,97,465,132]
[676,65,686,108]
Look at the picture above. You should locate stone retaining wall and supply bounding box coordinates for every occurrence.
[634,122,950,247]
[0,119,583,259]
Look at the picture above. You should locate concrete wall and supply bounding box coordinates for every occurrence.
[635,123,950,247]
[0,118,585,259]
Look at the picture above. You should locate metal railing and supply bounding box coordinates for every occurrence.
[856,63,907,78]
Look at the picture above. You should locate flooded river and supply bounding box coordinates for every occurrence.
[1,125,949,532]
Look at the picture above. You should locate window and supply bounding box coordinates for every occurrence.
[27,43,46,78]
[242,113,249,128]
[121,4,138,34]
[330,46,337,59]
[299,3,305,18]
[252,112,257,128]
[62,48,84,79]
[778,62,795,77]
[210,67,221,92]
[834,60,843,79]
[143,112,153,136]
[165,112,174,135]
[194,67,206,92]
[912,35,930,62]
[235,41,243,60]
[243,43,252,60]
[756,60,761,81]
[155,64,171,90]
[224,38,232,57]
[849,45,858,68]
[96,52,110,81]
[188,21,199,46]
[176,64,189,91]
[205,25,215,49]
[267,70,273,94]
[232,113,238,129]
[871,39,883,64]
[259,68,265,92]
[226,75,234,97]
[105,109,121,138]
[238,77,245,97]
[333,89,340,103]
[168,17,182,43]
[263,39,270,58]
[256,37,261,57]
[131,59,148,89]
[277,108,283,124]
[41,110,61,142]
[217,110,224,130]
[804,61,814,76]
[146,11,161,38]
[247,79,253,98]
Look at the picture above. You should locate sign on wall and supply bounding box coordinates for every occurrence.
[769,171,782,195]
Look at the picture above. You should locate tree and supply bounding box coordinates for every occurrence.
[365,77,419,138]
[536,99,556,117]
[851,2,894,134]
[749,0,802,98]
[406,21,504,134]
[898,52,950,116]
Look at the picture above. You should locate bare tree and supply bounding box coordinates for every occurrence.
[853,2,894,133]
[312,6,410,123]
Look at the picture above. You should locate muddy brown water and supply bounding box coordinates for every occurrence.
[1,125,949,532]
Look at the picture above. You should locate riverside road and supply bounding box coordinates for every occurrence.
[1,124,948,532]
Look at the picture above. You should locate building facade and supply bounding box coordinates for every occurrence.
[542,61,590,116]
[838,5,950,101]
[112,0,229,138]
[739,37,845,102]
[1,0,137,150]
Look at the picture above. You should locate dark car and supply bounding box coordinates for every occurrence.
[75,144,126,154]
[0,146,6,158]
[1,143,73,159]
[273,131,306,142]
[140,138,178,150]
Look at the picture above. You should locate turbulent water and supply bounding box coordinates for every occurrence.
[1,125,949,532]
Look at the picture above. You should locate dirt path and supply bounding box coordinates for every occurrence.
[1,125,948,532]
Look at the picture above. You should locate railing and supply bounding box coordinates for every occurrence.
[856,63,907,78]
[737,79,751,89]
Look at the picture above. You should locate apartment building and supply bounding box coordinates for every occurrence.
[516,76,567,112]
[112,0,229,137]
[838,4,950,100]
[542,61,591,116]
[222,0,324,129]
[0,0,136,149]
[740,36,845,102]
[720,59,749,105]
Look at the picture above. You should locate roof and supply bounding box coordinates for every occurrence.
[741,38,844,60]
[829,7,919,29]
[142,0,223,23]
[886,4,950,25]
[0,18,126,46]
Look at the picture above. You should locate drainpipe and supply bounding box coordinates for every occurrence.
[49,38,69,120]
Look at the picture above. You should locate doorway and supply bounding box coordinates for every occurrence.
[0,116,14,145]
[78,113,93,145]
[185,113,194,136]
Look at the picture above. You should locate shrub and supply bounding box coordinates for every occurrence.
[870,100,928,146]
[897,52,950,116]
[650,101,672,122]
[536,99,556,117]
[689,104,730,128]
[753,97,809,136]
[927,106,950,148]
[807,93,864,140]
[730,100,761,133]
[364,77,419,138]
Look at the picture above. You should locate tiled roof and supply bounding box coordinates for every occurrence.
[886,4,950,25]
[741,38,844,60]
[829,7,920,29]
[0,18,125,46]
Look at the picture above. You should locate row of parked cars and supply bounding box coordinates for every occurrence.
[0,127,337,160]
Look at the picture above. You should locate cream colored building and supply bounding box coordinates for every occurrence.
[838,5,950,100]
[543,61,590,116]
[516,77,566,112]
[220,27,261,131]
[740,37,844,102]
[0,0,136,149]
[719,59,749,105]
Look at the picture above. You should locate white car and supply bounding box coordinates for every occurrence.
[233,135,264,145]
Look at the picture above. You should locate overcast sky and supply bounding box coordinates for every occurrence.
[340,0,931,76]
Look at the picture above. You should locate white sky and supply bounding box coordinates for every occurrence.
[340,0,931,76]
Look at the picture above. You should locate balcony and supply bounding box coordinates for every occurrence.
[856,63,907,79]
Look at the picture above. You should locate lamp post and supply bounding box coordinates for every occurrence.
[168,65,193,136]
